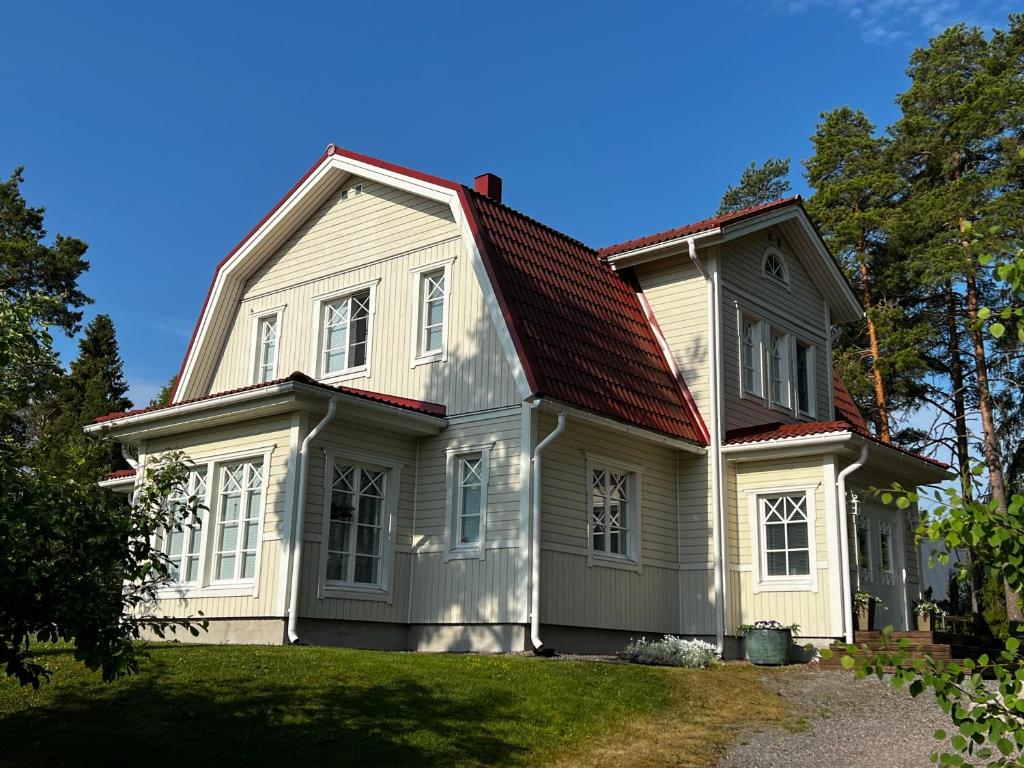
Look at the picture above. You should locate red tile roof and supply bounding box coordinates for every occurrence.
[103,468,136,481]
[598,197,804,258]
[832,369,870,432]
[723,420,949,469]
[94,372,446,424]
[460,188,707,444]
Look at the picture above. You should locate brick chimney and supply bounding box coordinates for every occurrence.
[474,173,502,203]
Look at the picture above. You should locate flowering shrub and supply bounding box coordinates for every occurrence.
[738,620,800,634]
[622,635,721,668]
[853,591,883,610]
[913,600,946,618]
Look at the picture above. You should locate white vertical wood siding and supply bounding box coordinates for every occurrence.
[205,177,519,415]
[633,257,711,418]
[727,456,834,636]
[719,227,832,433]
[298,409,523,625]
[537,412,705,633]
[140,416,293,618]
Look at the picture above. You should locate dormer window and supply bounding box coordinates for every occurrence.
[761,247,790,286]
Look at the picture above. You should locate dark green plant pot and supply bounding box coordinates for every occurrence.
[744,629,792,666]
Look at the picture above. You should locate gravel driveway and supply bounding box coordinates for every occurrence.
[718,668,951,768]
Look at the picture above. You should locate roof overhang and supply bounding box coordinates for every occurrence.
[534,398,706,454]
[99,475,136,492]
[86,379,448,444]
[722,430,951,485]
[605,205,863,324]
[172,146,531,404]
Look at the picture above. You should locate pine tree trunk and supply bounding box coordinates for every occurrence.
[859,260,891,443]
[963,256,1020,624]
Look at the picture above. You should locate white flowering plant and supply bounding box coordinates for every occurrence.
[738,620,801,635]
[622,635,721,668]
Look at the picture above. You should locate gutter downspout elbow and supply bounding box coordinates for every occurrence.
[688,237,727,656]
[287,396,340,644]
[530,405,566,652]
[837,442,869,644]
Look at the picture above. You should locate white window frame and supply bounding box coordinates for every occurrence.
[159,467,209,585]
[318,448,401,600]
[761,246,791,287]
[210,458,267,585]
[793,337,816,418]
[310,279,379,383]
[857,516,873,585]
[585,452,643,571]
[250,306,285,385]
[410,258,455,367]
[153,446,276,599]
[768,328,792,410]
[748,485,818,593]
[739,314,765,399]
[443,442,492,560]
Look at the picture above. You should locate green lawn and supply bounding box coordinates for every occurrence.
[0,644,786,767]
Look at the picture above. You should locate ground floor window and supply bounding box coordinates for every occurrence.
[589,466,637,560]
[759,493,810,577]
[162,468,208,583]
[326,463,387,586]
[212,460,264,582]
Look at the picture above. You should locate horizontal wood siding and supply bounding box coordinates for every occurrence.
[728,456,833,636]
[206,177,519,415]
[633,258,711,418]
[719,227,831,432]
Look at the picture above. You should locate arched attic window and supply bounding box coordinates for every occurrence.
[761,247,790,286]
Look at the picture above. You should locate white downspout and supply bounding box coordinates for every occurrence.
[837,441,868,643]
[287,396,339,644]
[688,237,727,655]
[530,404,566,652]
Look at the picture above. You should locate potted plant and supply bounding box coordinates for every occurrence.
[740,620,799,666]
[853,591,883,631]
[913,600,945,632]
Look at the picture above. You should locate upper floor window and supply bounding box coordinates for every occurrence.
[795,340,815,416]
[326,463,388,587]
[212,460,264,582]
[319,288,372,377]
[162,468,208,584]
[253,312,280,384]
[588,459,640,563]
[444,444,490,559]
[760,493,810,578]
[411,260,454,365]
[742,318,763,397]
[761,247,790,286]
[769,330,791,408]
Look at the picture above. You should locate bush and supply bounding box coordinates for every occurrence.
[622,635,720,668]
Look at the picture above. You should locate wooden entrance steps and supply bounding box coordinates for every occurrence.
[817,630,1001,670]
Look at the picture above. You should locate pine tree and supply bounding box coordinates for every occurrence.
[717,157,792,214]
[804,107,931,443]
[150,376,177,407]
[38,314,133,471]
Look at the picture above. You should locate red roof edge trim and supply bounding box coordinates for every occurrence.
[456,185,539,394]
[103,468,137,481]
[168,151,333,404]
[598,196,804,258]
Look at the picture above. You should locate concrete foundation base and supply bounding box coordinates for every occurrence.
[143,617,287,645]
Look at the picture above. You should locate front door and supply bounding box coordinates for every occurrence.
[856,500,909,630]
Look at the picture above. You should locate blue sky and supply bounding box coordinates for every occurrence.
[1,0,1013,407]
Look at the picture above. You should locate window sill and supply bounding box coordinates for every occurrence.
[768,401,794,416]
[753,578,815,593]
[319,367,369,384]
[444,546,484,562]
[155,582,257,599]
[411,351,446,369]
[741,389,765,402]
[320,583,393,603]
[588,554,641,573]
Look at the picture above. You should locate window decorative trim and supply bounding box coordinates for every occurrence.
[249,305,285,385]
[443,442,492,561]
[747,485,818,593]
[739,312,765,400]
[761,247,791,286]
[584,452,643,570]
[310,279,380,383]
[410,258,455,368]
[768,329,792,410]
[317,449,401,600]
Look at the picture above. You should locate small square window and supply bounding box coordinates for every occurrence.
[589,466,636,561]
[759,493,810,578]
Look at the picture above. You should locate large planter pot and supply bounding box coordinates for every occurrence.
[744,628,792,666]
[915,613,932,632]
[855,603,876,631]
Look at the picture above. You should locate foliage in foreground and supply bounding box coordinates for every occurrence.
[622,635,721,669]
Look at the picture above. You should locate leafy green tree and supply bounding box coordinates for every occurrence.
[0,293,205,688]
[717,157,792,214]
[805,107,931,443]
[0,167,91,335]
